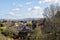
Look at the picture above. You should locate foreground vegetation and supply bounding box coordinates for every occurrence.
[0,4,60,40]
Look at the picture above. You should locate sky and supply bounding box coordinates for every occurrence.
[0,0,60,19]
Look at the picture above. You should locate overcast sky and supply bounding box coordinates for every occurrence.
[0,0,60,19]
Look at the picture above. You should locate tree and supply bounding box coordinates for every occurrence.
[43,4,57,18]
[43,4,60,40]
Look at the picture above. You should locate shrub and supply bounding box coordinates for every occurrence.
[26,21,32,28]
[2,27,18,38]
[0,33,6,40]
[0,23,6,32]
[29,27,44,40]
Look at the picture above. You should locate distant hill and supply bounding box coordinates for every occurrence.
[20,18,41,21]
[0,18,42,21]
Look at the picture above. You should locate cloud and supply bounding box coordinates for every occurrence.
[9,12,15,16]
[9,3,23,16]
[44,0,60,4]
[12,2,23,7]
[34,6,41,9]
[39,0,60,5]
[28,6,41,12]
[32,6,42,14]
[9,2,44,18]
[28,6,43,18]
[28,8,32,12]
[9,8,20,16]
[16,4,23,8]
[26,2,32,5]
[38,1,42,4]
[12,8,20,11]
[28,6,43,14]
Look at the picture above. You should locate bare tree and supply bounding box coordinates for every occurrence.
[44,5,57,17]
[42,4,60,40]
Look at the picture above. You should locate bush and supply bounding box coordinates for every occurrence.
[2,27,18,37]
[0,33,6,40]
[0,23,6,32]
[26,21,32,28]
[29,27,44,40]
